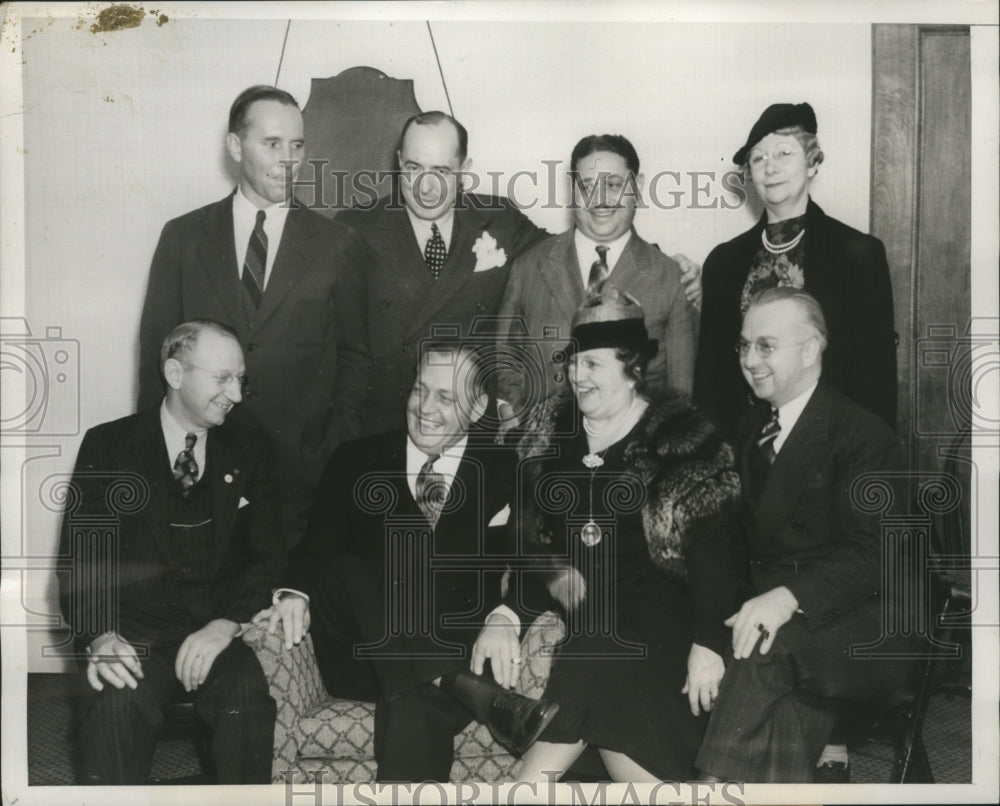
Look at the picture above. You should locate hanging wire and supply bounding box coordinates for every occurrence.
[426,21,454,116]
[274,19,292,86]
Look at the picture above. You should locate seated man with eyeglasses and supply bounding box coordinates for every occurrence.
[59,319,283,784]
[693,287,914,782]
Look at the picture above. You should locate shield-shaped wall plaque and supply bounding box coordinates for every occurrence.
[300,67,422,219]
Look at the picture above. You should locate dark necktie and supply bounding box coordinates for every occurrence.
[756,407,781,465]
[587,244,610,294]
[242,209,267,314]
[415,455,447,526]
[424,223,447,280]
[172,432,199,495]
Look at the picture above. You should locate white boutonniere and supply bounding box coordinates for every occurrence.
[582,454,604,469]
[472,231,507,272]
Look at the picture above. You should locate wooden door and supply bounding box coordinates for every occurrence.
[872,23,972,533]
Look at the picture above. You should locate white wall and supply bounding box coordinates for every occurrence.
[12,12,873,671]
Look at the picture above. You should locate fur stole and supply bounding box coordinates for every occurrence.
[515,390,741,605]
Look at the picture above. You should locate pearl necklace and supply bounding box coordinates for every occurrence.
[761,226,805,255]
[583,395,638,439]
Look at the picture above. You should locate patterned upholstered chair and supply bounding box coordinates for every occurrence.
[242,612,566,782]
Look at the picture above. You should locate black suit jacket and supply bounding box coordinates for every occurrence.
[337,193,544,436]
[58,408,284,653]
[696,199,897,438]
[739,382,903,629]
[138,193,369,492]
[284,431,516,649]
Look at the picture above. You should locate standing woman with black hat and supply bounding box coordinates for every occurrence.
[472,286,742,782]
[693,102,897,439]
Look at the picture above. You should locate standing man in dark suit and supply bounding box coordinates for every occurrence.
[496,134,700,423]
[263,341,557,781]
[60,320,282,784]
[336,111,546,437]
[694,287,912,782]
[138,85,368,547]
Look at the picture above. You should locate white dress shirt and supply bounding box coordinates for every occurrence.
[772,381,819,455]
[160,401,207,480]
[406,206,455,256]
[232,186,292,288]
[273,434,471,606]
[405,434,466,498]
[573,228,632,287]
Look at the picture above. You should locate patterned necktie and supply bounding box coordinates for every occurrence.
[424,223,447,280]
[242,209,267,314]
[756,407,781,465]
[415,455,447,526]
[172,432,199,495]
[587,244,610,294]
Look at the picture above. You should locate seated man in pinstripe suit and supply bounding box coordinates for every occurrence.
[694,287,913,782]
[59,320,283,784]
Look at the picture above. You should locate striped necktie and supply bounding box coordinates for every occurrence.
[242,209,267,315]
[756,407,781,464]
[415,455,447,526]
[587,244,609,294]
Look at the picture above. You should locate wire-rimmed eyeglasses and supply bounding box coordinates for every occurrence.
[183,362,250,391]
[735,336,815,359]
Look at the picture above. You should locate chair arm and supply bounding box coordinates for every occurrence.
[243,621,329,714]
[243,622,330,781]
[517,611,566,699]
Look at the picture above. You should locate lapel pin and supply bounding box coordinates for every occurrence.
[224,473,234,484]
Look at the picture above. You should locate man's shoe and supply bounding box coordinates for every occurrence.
[487,689,560,754]
[814,760,850,783]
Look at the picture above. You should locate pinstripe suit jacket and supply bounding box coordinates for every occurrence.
[497,228,697,415]
[58,408,284,653]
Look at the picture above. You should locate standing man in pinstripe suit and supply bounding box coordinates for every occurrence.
[61,320,282,784]
[694,287,913,782]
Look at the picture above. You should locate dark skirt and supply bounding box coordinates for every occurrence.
[539,568,708,780]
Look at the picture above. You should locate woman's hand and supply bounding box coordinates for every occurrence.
[470,613,522,689]
[681,643,725,716]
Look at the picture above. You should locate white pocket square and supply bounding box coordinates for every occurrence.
[488,504,510,527]
[238,496,250,509]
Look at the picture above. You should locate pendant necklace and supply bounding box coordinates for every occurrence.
[580,396,638,547]
[581,457,604,547]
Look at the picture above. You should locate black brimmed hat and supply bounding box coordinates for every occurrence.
[568,285,657,358]
[733,102,817,165]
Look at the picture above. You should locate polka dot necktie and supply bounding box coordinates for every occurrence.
[756,408,781,465]
[424,223,447,280]
[172,432,199,495]
[587,244,610,294]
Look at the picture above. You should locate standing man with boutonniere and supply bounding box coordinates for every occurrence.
[337,111,549,438]
[60,320,284,784]
[496,134,703,428]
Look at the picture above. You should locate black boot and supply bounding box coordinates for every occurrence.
[439,669,559,754]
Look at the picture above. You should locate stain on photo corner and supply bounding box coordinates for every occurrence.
[89,5,169,34]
